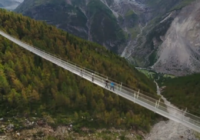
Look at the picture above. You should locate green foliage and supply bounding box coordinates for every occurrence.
[163,74,200,116]
[137,69,156,80]
[0,9,157,131]
[149,49,158,66]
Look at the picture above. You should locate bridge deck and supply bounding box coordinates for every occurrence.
[0,30,200,133]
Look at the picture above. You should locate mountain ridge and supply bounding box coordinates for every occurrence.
[16,0,128,53]
[15,0,154,54]
[15,0,199,76]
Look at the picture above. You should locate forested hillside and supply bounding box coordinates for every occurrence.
[0,8,158,134]
[163,74,200,116]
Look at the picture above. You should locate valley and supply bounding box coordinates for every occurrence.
[0,0,200,139]
[15,0,200,76]
[0,8,158,140]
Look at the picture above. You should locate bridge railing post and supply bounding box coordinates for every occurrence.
[103,77,106,85]
[134,92,137,102]
[74,64,76,71]
[182,108,187,121]
[91,73,94,82]
[137,90,140,98]
[157,98,161,108]
[3,30,200,132]
[75,64,78,71]
[80,68,83,77]
[184,108,187,115]
[154,98,161,109]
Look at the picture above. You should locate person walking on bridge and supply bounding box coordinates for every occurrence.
[110,82,115,91]
[105,79,109,88]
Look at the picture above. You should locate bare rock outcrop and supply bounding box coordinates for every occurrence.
[153,0,200,76]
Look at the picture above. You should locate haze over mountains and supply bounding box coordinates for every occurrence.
[0,0,200,139]
[16,0,128,53]
[0,0,23,10]
[16,0,166,53]
[0,8,159,139]
[15,0,200,76]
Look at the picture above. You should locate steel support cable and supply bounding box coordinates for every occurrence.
[0,30,200,133]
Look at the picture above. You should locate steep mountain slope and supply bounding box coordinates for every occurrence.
[153,0,200,75]
[0,9,158,136]
[15,0,154,54]
[15,0,127,53]
[16,0,199,76]
[128,0,198,76]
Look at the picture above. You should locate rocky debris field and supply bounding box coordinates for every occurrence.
[0,116,145,140]
[145,83,200,140]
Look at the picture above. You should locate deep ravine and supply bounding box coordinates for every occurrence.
[144,81,199,140]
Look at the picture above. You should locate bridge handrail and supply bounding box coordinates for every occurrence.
[24,40,153,95]
[29,44,186,115]
[33,40,200,128]
[1,30,200,132]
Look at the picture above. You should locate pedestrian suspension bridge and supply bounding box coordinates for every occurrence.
[0,30,200,133]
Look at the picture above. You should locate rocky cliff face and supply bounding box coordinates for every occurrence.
[127,0,197,76]
[153,1,200,76]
